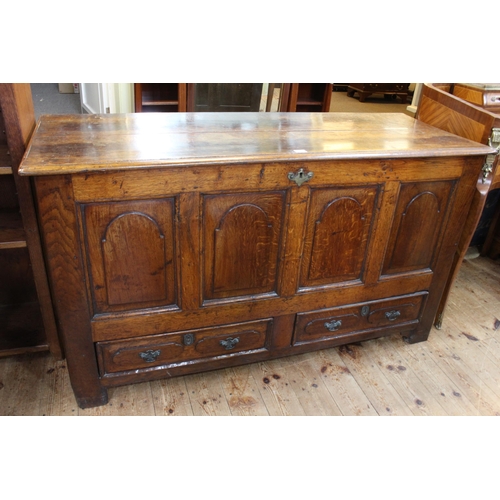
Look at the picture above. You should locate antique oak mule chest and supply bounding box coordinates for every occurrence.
[19,112,493,408]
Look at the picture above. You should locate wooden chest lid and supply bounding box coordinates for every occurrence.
[19,112,495,176]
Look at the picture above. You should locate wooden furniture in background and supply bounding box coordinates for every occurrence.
[134,83,187,112]
[134,84,264,113]
[0,84,61,358]
[279,84,332,112]
[347,84,411,103]
[187,84,263,112]
[415,83,500,328]
[19,112,491,408]
[452,83,500,114]
[134,84,333,113]
[449,84,500,260]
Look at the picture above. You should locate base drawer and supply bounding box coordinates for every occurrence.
[293,292,427,345]
[96,318,272,375]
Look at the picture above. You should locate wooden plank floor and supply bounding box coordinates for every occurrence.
[1,255,499,416]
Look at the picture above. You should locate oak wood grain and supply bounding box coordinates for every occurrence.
[21,111,494,408]
[90,273,433,342]
[68,159,467,203]
[82,198,177,313]
[299,186,378,287]
[19,113,492,176]
[34,175,107,407]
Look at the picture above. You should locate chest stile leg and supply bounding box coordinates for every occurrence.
[34,175,108,409]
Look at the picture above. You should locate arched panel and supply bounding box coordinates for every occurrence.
[203,192,285,301]
[102,212,167,305]
[83,198,177,314]
[383,181,453,275]
[213,204,272,294]
[308,197,365,281]
[300,186,378,288]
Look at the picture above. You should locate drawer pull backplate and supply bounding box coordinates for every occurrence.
[385,310,401,321]
[139,349,161,363]
[219,337,240,350]
[324,320,342,332]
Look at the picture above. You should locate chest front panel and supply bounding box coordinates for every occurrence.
[70,158,464,330]
[299,185,379,289]
[382,180,456,276]
[81,198,177,314]
[201,191,286,302]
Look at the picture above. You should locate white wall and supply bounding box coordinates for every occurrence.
[107,83,134,113]
[80,83,134,113]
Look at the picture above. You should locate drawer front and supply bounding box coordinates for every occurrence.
[293,293,427,345]
[484,92,500,108]
[366,298,425,328]
[96,319,272,375]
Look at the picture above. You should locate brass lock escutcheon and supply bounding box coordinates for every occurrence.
[183,333,195,346]
[288,168,313,187]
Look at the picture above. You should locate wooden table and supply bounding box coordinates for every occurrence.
[19,112,492,408]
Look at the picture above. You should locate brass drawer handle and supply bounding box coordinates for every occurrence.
[324,320,342,332]
[219,337,240,350]
[385,310,401,321]
[139,349,161,362]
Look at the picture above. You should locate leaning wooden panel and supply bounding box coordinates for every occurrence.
[416,83,500,328]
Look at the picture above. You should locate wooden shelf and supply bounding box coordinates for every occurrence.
[0,83,61,359]
[0,209,26,249]
[142,100,179,106]
[0,301,48,357]
[135,84,187,112]
[280,84,333,112]
[0,144,11,172]
[296,99,324,106]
